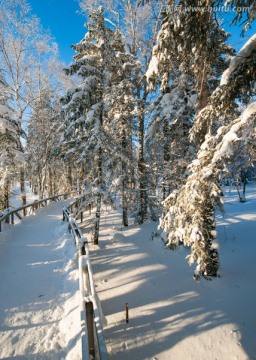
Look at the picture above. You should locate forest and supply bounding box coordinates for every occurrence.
[0,0,256,280]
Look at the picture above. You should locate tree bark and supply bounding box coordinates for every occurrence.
[20,168,26,206]
[67,164,72,191]
[93,107,103,245]
[162,117,171,200]
[121,128,129,227]
[48,167,53,196]
[137,82,148,224]
[3,178,10,210]
[93,146,102,245]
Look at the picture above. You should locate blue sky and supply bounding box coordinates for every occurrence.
[28,0,86,64]
[28,0,255,65]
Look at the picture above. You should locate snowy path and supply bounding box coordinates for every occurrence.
[86,187,256,360]
[0,200,81,360]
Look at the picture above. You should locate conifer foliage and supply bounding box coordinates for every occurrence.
[61,7,139,242]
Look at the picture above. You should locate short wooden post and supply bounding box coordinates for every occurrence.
[5,212,10,224]
[86,301,95,356]
[81,211,83,223]
[89,204,91,215]
[23,208,26,217]
[11,213,14,225]
[81,242,86,255]
[125,302,129,323]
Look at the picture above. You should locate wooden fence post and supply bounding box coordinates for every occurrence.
[5,211,10,224]
[126,302,129,323]
[86,301,95,357]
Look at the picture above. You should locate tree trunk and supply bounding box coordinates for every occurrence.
[162,118,171,200]
[137,84,148,224]
[120,131,128,228]
[93,104,105,245]
[201,198,219,277]
[20,169,26,206]
[48,167,53,196]
[93,146,102,245]
[67,164,72,191]
[3,178,10,209]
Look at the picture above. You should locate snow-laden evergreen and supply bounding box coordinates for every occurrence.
[146,72,196,200]
[61,8,139,241]
[160,33,256,278]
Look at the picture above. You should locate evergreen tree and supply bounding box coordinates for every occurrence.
[106,29,139,226]
[146,72,196,200]
[147,0,235,145]
[79,0,160,224]
[61,7,139,241]
[160,34,256,278]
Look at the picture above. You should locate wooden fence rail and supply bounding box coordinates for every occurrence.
[63,206,108,360]
[0,190,80,232]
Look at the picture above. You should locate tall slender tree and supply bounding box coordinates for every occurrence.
[0,73,24,211]
[61,8,139,240]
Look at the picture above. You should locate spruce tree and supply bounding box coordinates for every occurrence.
[61,7,139,240]
[160,34,256,278]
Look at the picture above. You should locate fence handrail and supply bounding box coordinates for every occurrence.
[63,206,108,360]
[0,190,80,232]
[67,192,93,212]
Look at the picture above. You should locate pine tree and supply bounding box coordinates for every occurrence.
[160,34,256,279]
[147,0,235,145]
[146,72,196,200]
[61,7,139,240]
[106,29,139,226]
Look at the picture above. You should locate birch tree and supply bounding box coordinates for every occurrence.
[0,73,24,211]
[0,0,59,204]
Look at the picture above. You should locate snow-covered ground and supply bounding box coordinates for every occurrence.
[0,183,255,360]
[87,183,256,360]
[9,181,39,209]
[0,200,81,360]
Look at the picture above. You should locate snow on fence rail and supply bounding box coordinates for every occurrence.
[62,204,108,360]
[0,190,80,232]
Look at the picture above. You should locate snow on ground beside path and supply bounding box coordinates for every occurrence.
[9,181,39,209]
[86,183,256,360]
[0,200,81,360]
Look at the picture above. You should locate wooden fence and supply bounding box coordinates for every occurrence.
[0,190,80,232]
[63,203,108,360]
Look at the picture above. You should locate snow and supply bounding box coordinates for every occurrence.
[1,185,256,359]
[86,184,256,360]
[9,181,39,209]
[211,102,256,163]
[0,200,81,359]
[220,34,256,86]
[240,101,256,122]
[145,53,159,83]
